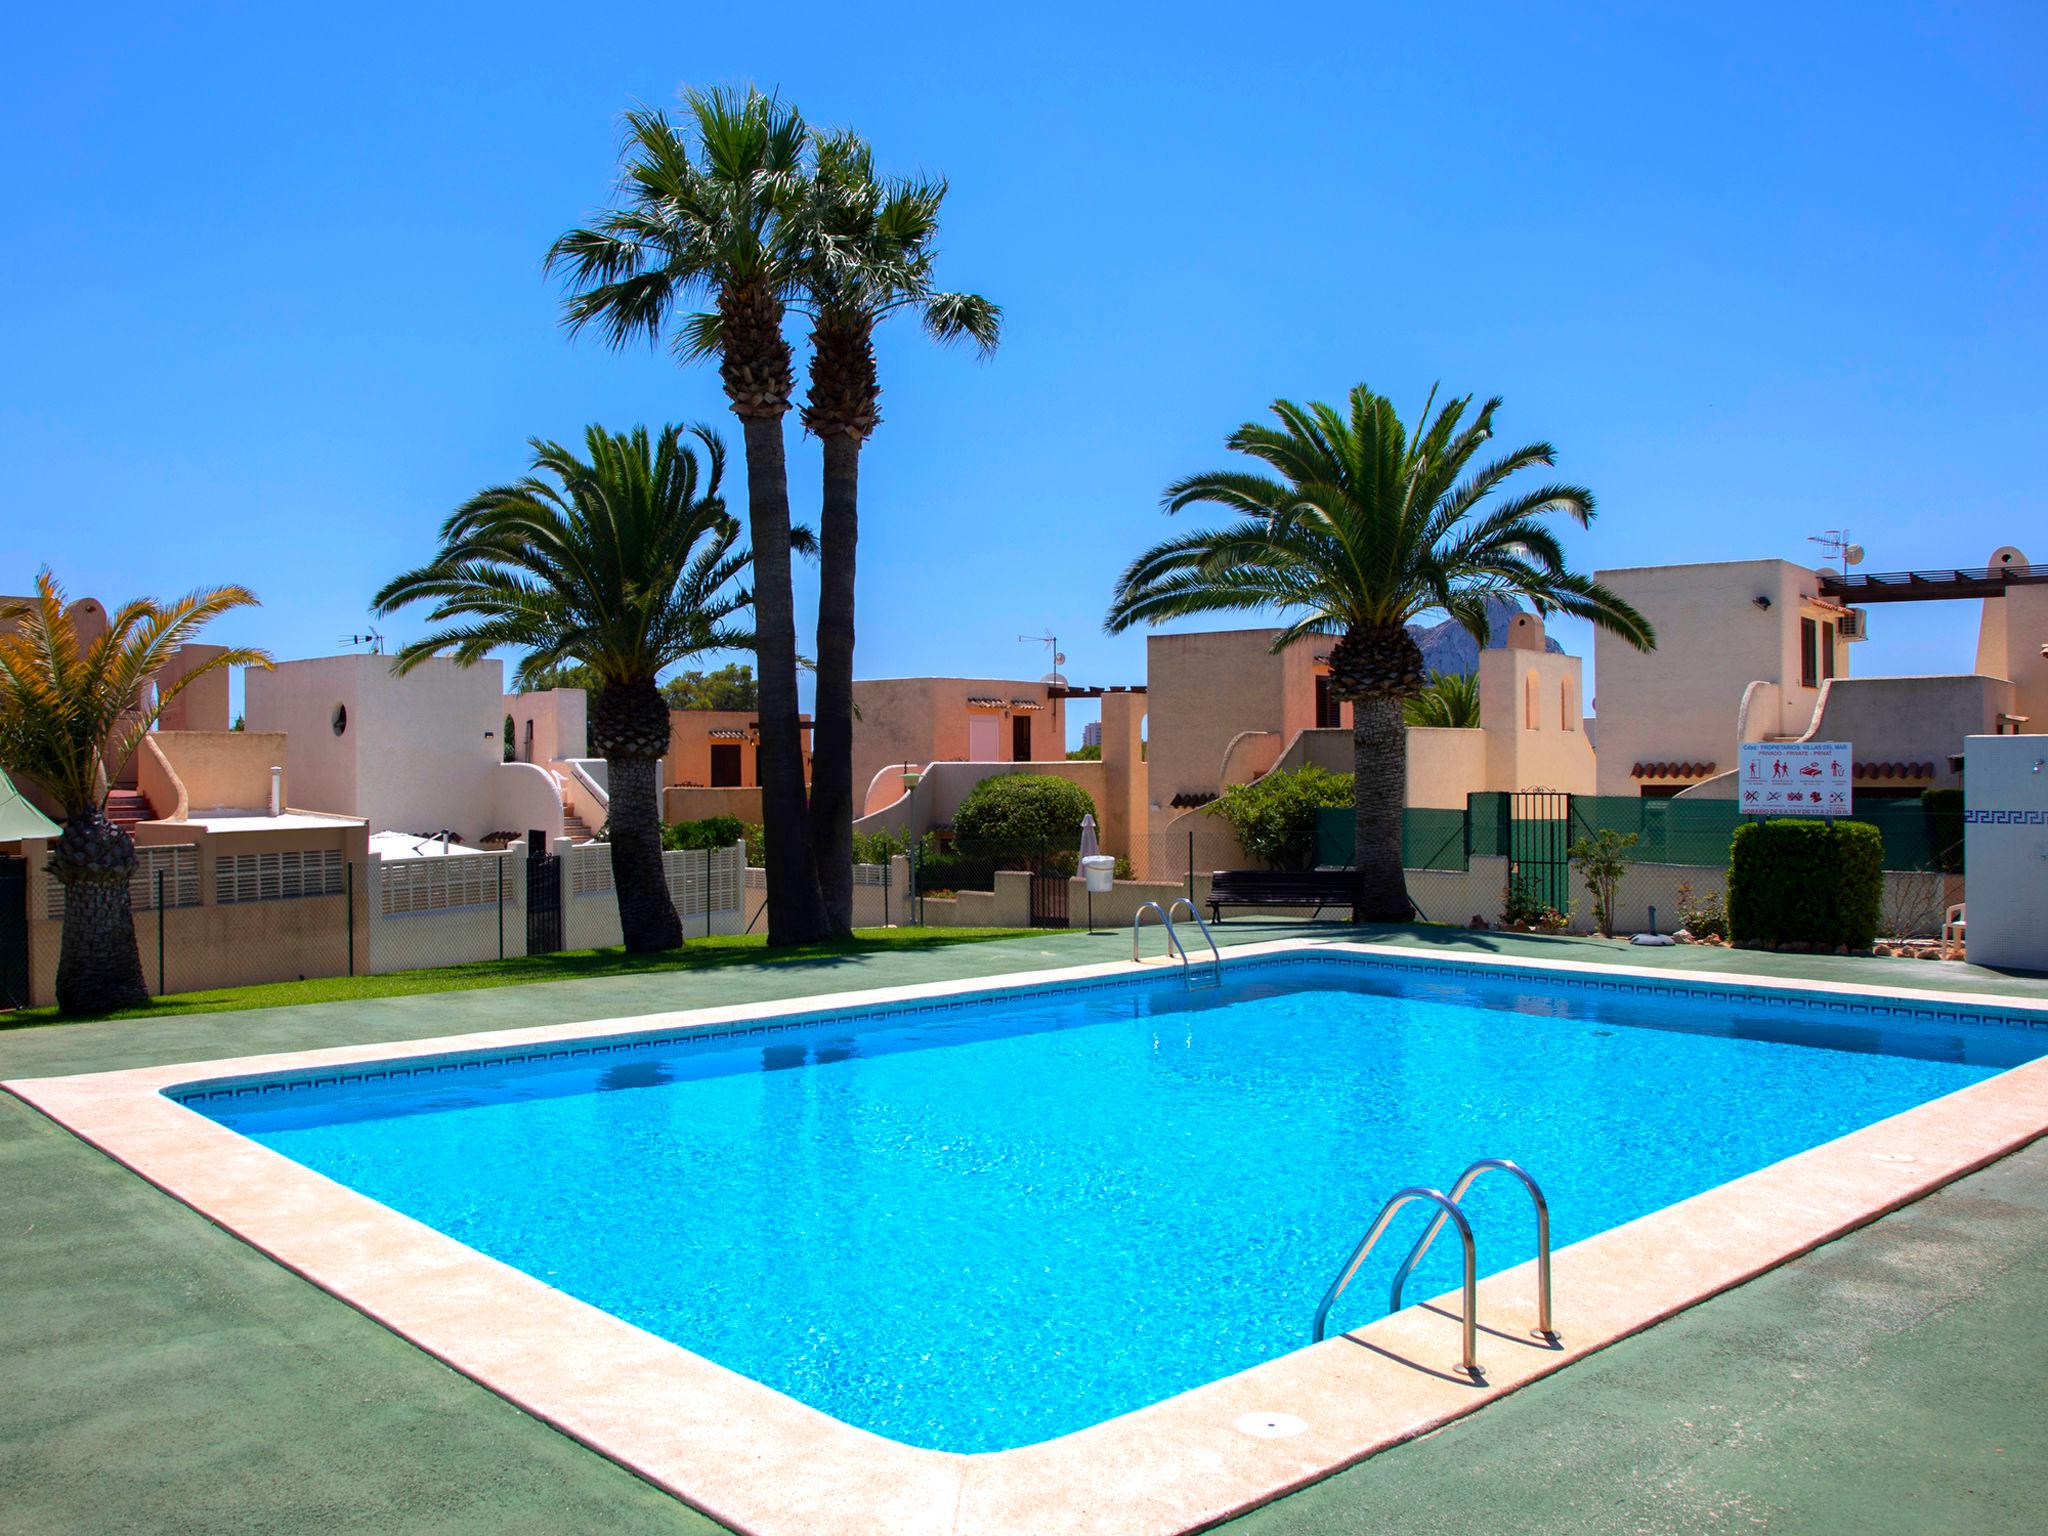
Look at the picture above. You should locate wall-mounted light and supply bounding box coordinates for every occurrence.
[1752,595,1773,611]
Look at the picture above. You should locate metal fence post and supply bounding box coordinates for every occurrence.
[497,854,505,960]
[156,867,166,996]
[1187,829,1195,905]
[346,860,356,977]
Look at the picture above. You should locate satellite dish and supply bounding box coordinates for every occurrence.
[1844,544,1865,566]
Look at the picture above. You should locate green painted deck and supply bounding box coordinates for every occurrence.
[3,922,2044,1533]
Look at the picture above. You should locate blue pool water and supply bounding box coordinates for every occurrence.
[183,956,2043,1454]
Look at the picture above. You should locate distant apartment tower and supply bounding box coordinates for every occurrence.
[1081,720,1102,749]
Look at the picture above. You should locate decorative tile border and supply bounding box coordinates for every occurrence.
[1964,807,2048,824]
[171,948,2048,1110]
[9,938,2048,1536]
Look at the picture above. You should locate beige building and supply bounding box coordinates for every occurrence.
[851,678,1067,816]
[1144,617,1595,870]
[246,654,567,843]
[1594,547,2044,801]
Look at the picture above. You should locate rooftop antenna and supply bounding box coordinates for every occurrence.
[1018,629,1066,687]
[1807,529,1864,579]
[342,626,386,655]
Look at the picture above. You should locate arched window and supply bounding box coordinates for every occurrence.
[523,718,535,762]
[1560,680,1575,731]
[1524,673,1539,730]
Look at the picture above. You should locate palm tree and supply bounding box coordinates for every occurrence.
[546,88,831,946]
[1403,669,1481,728]
[1107,385,1654,921]
[373,424,753,953]
[794,129,1000,934]
[0,572,267,1012]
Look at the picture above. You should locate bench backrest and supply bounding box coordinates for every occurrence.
[1209,870,1354,897]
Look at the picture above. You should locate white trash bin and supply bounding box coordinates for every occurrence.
[1081,855,1117,893]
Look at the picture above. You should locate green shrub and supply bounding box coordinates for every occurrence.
[952,774,1096,848]
[1208,765,1353,871]
[1675,881,1728,940]
[1921,787,1965,874]
[1567,828,1640,937]
[850,826,913,866]
[1727,819,1884,949]
[661,814,747,851]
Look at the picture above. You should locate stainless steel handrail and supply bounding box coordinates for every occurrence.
[1389,1158,1553,1340]
[1164,897,1222,975]
[1312,1186,1480,1376]
[1132,901,1191,965]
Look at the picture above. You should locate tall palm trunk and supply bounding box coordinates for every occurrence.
[1328,621,1424,924]
[606,754,680,951]
[808,431,860,934]
[589,680,683,952]
[735,410,831,945]
[51,809,149,1012]
[722,285,830,947]
[1349,696,1414,921]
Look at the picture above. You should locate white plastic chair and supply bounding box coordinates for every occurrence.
[1942,903,1967,956]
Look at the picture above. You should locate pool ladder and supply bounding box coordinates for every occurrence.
[1310,1159,1554,1378]
[1133,899,1222,988]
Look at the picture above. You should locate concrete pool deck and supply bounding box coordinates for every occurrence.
[3,921,2046,1533]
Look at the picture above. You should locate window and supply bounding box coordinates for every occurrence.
[1560,680,1575,731]
[1314,674,1342,729]
[1819,619,1836,681]
[1800,617,1818,688]
[331,703,348,736]
[710,742,742,787]
[1524,673,1539,730]
[523,718,535,762]
[1012,714,1032,760]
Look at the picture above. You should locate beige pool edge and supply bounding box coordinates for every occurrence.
[7,939,2046,1536]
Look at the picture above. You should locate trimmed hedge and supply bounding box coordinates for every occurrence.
[1209,764,1353,871]
[953,774,1095,846]
[1727,818,1884,949]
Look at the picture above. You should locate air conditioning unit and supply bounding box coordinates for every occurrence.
[1837,607,1868,641]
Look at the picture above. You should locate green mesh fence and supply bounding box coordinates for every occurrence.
[1314,794,1957,874]
[1315,807,1470,870]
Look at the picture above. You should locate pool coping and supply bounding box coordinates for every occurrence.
[6,939,2046,1536]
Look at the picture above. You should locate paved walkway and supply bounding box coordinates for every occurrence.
[2,923,2043,1533]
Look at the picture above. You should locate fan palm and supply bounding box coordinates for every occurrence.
[373,424,753,953]
[545,87,830,946]
[1402,669,1482,728]
[794,128,1000,934]
[0,572,268,1012]
[1107,385,1654,920]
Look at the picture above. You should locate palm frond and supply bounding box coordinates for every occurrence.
[374,424,760,687]
[1105,383,1655,668]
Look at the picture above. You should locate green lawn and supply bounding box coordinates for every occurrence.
[2,926,1045,1029]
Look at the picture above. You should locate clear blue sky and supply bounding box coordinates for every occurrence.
[5,2,2043,745]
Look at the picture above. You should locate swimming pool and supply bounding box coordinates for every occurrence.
[177,951,2045,1456]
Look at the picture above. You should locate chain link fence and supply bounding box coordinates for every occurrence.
[19,841,747,1006]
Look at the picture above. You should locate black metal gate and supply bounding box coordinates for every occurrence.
[0,856,27,1010]
[1028,869,1070,929]
[526,846,563,954]
[1509,790,1574,916]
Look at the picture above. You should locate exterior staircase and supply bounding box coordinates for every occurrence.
[553,759,609,845]
[105,789,154,832]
